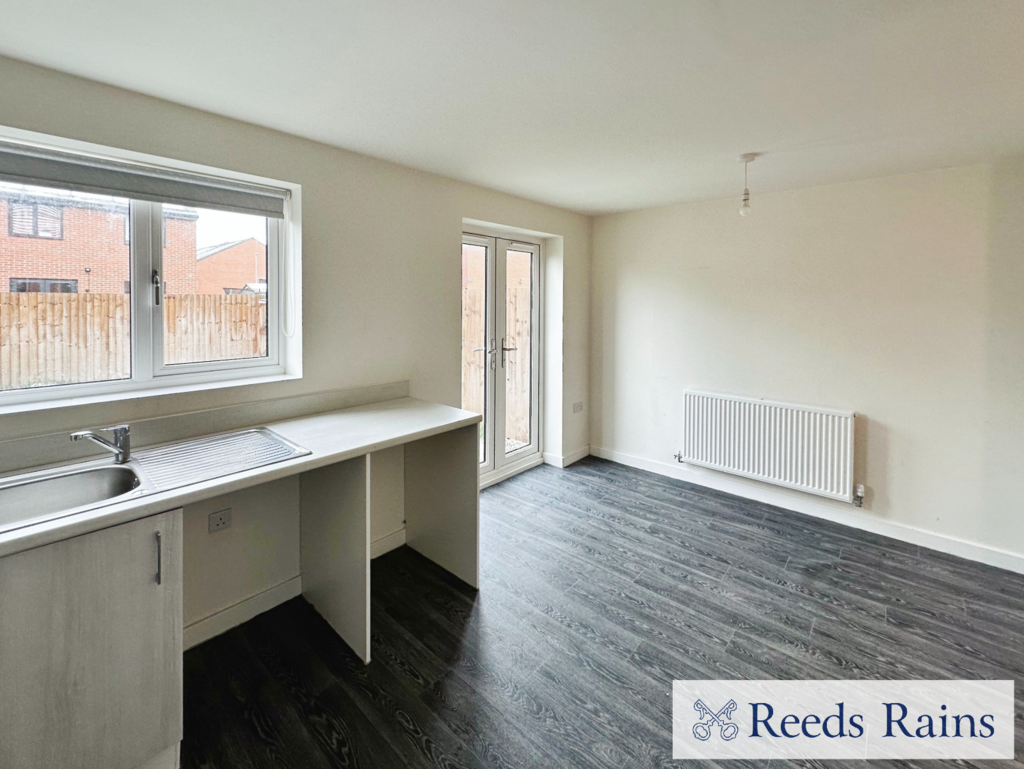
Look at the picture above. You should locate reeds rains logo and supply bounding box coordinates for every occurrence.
[692,699,738,741]
[673,680,1014,761]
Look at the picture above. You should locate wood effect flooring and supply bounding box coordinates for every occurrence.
[181,457,1024,768]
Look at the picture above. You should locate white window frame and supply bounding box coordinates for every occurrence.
[144,204,282,380]
[0,125,303,414]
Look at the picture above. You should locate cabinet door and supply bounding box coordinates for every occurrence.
[0,509,183,769]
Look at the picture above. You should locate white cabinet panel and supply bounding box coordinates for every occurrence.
[0,509,183,769]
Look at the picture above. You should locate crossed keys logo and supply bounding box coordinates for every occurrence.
[692,699,739,741]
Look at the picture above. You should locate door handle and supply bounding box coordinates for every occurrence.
[472,345,496,370]
[501,338,517,367]
[155,531,162,585]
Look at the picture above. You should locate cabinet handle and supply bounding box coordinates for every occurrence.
[155,531,162,585]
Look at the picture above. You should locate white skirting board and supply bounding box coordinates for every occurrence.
[371,528,406,558]
[183,576,302,650]
[543,445,590,469]
[590,446,1024,577]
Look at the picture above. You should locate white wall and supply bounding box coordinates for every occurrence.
[592,163,1024,567]
[369,446,405,547]
[0,55,590,460]
[543,236,565,463]
[561,220,593,458]
[183,478,299,630]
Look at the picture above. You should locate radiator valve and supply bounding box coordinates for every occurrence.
[673,451,685,464]
[853,484,865,507]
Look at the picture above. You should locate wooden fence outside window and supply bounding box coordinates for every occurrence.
[0,292,266,391]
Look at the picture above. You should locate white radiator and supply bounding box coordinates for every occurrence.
[679,391,855,503]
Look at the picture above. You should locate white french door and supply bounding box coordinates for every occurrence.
[461,232,541,484]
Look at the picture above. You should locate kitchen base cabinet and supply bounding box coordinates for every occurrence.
[0,509,183,769]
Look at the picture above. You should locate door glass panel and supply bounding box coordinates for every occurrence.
[162,206,269,365]
[0,182,131,391]
[504,249,533,454]
[461,242,488,464]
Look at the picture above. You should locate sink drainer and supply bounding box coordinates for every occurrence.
[135,428,309,491]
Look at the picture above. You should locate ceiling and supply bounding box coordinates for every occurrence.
[1,0,1022,214]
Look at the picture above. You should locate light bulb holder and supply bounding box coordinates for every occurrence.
[739,192,751,216]
[738,152,761,217]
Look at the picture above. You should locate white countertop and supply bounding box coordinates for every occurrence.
[0,397,481,558]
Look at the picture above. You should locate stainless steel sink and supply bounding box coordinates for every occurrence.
[0,462,154,532]
[0,427,308,536]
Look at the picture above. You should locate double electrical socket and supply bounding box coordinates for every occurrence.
[208,508,232,533]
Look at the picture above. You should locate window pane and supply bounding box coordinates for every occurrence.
[9,203,33,236]
[0,182,131,392]
[505,249,533,455]
[36,205,63,239]
[461,242,488,464]
[163,206,268,365]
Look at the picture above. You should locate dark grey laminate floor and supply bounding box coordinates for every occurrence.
[181,457,1024,769]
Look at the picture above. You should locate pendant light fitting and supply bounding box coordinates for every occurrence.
[738,152,761,217]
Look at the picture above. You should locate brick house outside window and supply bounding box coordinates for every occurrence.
[1,190,264,295]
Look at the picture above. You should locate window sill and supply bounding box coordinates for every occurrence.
[0,372,302,417]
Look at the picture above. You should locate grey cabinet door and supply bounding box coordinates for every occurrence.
[0,509,183,769]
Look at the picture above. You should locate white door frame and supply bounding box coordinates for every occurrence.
[462,230,543,488]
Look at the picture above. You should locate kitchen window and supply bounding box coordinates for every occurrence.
[0,133,301,408]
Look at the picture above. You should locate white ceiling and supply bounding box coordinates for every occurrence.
[1,0,1023,214]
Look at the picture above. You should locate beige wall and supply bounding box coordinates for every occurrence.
[0,55,590,459]
[592,163,1024,563]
